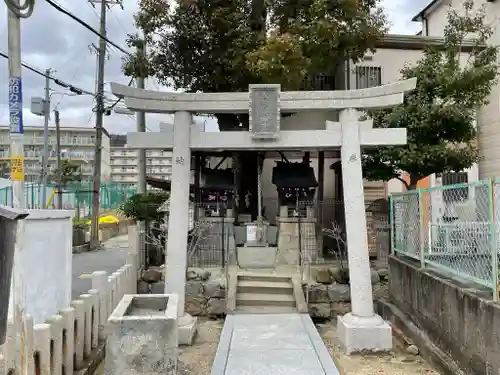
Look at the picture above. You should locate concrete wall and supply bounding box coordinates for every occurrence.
[9,210,74,324]
[388,255,500,374]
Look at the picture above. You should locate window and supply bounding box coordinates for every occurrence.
[441,172,468,203]
[355,66,382,89]
[300,74,335,91]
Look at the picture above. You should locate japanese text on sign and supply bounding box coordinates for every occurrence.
[10,155,24,181]
[9,76,24,134]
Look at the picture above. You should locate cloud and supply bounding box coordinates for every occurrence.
[1,0,428,134]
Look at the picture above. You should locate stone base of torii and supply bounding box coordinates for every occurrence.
[111,78,416,353]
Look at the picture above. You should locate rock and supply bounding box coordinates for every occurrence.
[187,268,211,281]
[328,266,344,283]
[137,280,150,294]
[330,302,351,315]
[405,344,419,356]
[186,269,198,281]
[185,281,204,297]
[150,281,164,294]
[309,303,331,318]
[142,268,162,283]
[307,284,329,303]
[370,269,380,284]
[377,268,389,280]
[371,260,387,270]
[206,298,226,316]
[184,296,205,316]
[329,266,350,284]
[327,284,350,302]
[315,268,333,284]
[199,270,211,281]
[204,280,225,298]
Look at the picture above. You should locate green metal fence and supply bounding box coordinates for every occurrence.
[0,183,137,216]
[390,178,499,301]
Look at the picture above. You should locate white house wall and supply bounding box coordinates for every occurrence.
[424,0,453,36]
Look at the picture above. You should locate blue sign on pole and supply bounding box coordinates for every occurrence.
[8,76,23,134]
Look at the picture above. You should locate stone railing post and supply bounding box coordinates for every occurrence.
[92,271,108,341]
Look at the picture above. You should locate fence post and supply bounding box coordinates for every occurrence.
[92,271,108,340]
[389,196,394,255]
[489,177,498,302]
[418,189,425,268]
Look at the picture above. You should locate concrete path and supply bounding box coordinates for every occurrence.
[211,313,341,375]
[72,235,130,299]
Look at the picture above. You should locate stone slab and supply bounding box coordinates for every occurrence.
[236,246,277,269]
[211,313,341,375]
[225,349,325,375]
[178,314,197,346]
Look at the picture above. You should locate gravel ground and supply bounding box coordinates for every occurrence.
[178,318,224,375]
[317,321,441,375]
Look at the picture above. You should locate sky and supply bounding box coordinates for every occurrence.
[0,0,428,135]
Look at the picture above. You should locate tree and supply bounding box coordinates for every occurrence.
[362,1,499,189]
[123,0,388,216]
[117,191,169,222]
[50,159,82,188]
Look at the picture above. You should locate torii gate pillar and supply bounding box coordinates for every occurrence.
[330,109,392,354]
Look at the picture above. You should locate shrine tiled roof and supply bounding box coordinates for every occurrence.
[272,161,318,189]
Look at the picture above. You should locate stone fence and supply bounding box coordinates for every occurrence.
[0,253,138,375]
[138,267,226,317]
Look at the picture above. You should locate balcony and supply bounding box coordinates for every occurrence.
[0,151,95,160]
[0,136,95,146]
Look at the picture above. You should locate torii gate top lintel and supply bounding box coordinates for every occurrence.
[110,78,416,115]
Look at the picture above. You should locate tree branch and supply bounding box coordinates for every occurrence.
[394,175,410,190]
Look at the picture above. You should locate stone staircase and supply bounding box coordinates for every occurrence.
[227,273,308,314]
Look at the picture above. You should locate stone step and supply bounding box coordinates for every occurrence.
[233,305,298,314]
[236,293,296,307]
[237,280,293,295]
[238,274,291,283]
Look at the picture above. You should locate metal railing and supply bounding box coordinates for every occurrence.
[0,182,137,213]
[390,178,500,300]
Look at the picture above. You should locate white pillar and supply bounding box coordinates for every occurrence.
[336,108,392,354]
[165,111,191,315]
[164,111,197,345]
[339,109,374,318]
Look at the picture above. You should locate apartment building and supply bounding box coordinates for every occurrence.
[110,146,173,186]
[110,122,206,186]
[0,126,111,183]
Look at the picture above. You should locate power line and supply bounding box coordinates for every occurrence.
[44,0,131,56]
[0,50,96,96]
[1,50,135,111]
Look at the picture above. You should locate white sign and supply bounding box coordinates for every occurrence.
[246,224,257,243]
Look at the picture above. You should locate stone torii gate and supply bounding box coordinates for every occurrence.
[111,78,416,353]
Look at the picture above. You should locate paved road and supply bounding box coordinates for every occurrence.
[72,235,130,299]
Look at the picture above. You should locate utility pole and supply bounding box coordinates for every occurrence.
[136,39,147,256]
[5,0,35,373]
[88,0,123,249]
[55,110,63,209]
[42,68,51,207]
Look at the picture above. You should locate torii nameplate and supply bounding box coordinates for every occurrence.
[248,84,281,140]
